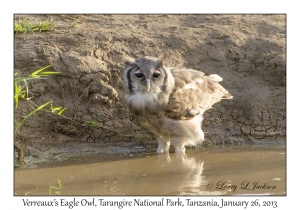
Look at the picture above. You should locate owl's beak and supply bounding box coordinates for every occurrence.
[146,79,151,92]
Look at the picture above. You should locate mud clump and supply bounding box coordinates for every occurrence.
[14,14,286,160]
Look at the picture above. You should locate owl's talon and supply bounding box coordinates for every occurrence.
[156,138,170,154]
[157,146,169,154]
[174,147,186,154]
[157,149,169,154]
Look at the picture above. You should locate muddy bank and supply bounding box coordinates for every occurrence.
[14,14,286,161]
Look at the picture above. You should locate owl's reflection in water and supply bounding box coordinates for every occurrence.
[126,152,228,195]
[154,153,206,195]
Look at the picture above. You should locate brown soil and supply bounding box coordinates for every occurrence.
[14,14,286,163]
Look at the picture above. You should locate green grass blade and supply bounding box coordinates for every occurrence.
[22,79,29,98]
[14,84,26,108]
[36,101,52,111]
[23,107,40,120]
[51,107,63,113]
[57,179,63,188]
[57,108,67,115]
[15,101,53,131]
[14,84,19,108]
[31,65,53,76]
[37,71,61,75]
[14,121,24,131]
[14,77,34,84]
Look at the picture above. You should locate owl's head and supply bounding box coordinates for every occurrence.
[123,54,174,95]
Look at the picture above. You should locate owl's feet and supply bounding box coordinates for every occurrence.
[174,146,186,154]
[156,138,170,154]
[171,139,186,153]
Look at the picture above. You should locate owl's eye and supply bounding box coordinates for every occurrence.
[134,69,144,78]
[153,69,161,78]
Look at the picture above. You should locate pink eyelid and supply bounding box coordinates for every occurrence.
[135,69,142,73]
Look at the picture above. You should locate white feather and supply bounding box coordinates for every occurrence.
[209,74,223,82]
[184,83,197,90]
[195,78,203,84]
[188,109,198,116]
[126,92,158,108]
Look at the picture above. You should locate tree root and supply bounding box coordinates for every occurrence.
[14,140,26,165]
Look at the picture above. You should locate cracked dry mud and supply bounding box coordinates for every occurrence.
[14,14,286,163]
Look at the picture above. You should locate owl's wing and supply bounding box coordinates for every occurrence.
[165,67,233,120]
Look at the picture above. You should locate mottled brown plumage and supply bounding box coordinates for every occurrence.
[123,55,232,153]
[165,68,232,120]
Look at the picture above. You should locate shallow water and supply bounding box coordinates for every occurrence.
[14,145,286,196]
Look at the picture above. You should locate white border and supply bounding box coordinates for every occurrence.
[3,1,296,209]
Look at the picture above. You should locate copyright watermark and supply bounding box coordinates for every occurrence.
[205,181,277,193]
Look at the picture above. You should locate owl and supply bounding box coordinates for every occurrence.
[123,55,233,154]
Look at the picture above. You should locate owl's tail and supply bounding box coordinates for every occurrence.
[207,74,233,100]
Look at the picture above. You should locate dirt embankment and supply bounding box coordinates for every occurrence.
[14,14,286,160]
